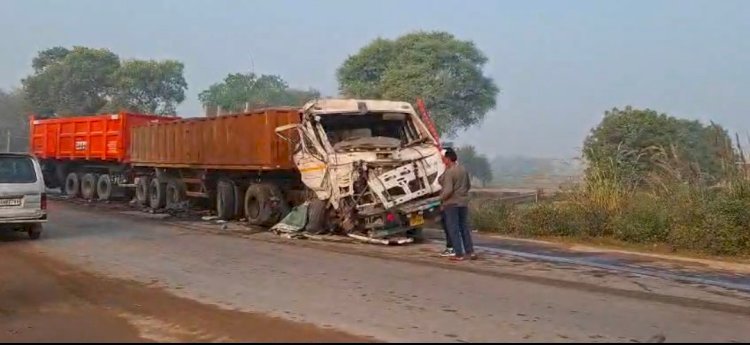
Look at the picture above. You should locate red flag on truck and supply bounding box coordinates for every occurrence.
[415,98,442,151]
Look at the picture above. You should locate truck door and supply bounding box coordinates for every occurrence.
[279,122,330,200]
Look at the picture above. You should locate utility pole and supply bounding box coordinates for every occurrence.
[5,128,10,153]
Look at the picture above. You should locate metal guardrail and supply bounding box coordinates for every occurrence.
[470,188,543,204]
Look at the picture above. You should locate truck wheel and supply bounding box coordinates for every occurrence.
[64,172,80,197]
[216,179,236,221]
[244,184,270,226]
[27,223,43,240]
[244,184,287,226]
[81,173,99,200]
[166,180,187,209]
[149,179,167,209]
[304,198,327,234]
[97,174,114,201]
[135,177,150,206]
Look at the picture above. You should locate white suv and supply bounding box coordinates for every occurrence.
[0,153,46,240]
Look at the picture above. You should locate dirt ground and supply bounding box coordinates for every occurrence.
[0,241,369,343]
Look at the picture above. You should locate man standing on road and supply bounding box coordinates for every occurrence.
[439,148,477,261]
[438,171,454,257]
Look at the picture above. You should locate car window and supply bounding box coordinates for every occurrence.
[0,156,38,183]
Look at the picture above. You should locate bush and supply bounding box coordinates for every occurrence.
[470,152,750,256]
[668,194,750,255]
[471,199,514,233]
[471,181,750,256]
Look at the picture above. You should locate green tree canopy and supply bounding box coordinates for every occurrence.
[583,106,734,186]
[456,145,493,186]
[337,31,499,137]
[23,46,120,116]
[107,59,187,115]
[198,73,320,112]
[22,46,188,117]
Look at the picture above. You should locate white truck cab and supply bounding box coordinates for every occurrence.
[277,99,445,243]
[0,153,47,240]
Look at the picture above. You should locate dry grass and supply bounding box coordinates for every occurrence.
[473,138,750,256]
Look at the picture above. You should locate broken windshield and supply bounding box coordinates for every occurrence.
[319,112,421,152]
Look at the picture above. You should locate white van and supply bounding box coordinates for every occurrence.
[0,153,46,239]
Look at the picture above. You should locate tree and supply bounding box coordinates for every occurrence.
[21,46,188,117]
[22,46,120,116]
[583,106,734,186]
[107,60,187,115]
[0,88,29,151]
[337,31,499,137]
[456,145,493,186]
[198,73,320,112]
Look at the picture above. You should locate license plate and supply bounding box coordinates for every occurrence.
[409,213,425,227]
[0,198,22,207]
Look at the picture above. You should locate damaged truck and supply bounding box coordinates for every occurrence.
[274,99,445,243]
[29,99,446,244]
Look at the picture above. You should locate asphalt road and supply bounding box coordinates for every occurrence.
[3,200,750,342]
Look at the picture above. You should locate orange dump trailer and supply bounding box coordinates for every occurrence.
[29,112,177,198]
[30,112,174,163]
[127,108,304,223]
[28,108,307,224]
[130,108,299,170]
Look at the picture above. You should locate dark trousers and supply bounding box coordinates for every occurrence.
[443,206,474,257]
[440,211,452,249]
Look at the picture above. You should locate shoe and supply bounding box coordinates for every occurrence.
[469,253,479,261]
[440,248,456,257]
[449,256,466,262]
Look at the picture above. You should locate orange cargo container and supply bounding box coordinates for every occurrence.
[129,108,300,170]
[30,112,175,163]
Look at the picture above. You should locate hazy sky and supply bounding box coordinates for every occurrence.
[1,0,748,159]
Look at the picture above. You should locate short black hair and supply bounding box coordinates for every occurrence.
[444,147,458,162]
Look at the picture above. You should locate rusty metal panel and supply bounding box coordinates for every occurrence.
[130,108,301,171]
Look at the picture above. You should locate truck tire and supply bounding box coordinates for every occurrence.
[244,184,273,226]
[216,179,236,221]
[148,178,166,209]
[27,224,43,240]
[81,173,99,200]
[97,174,114,201]
[304,198,327,235]
[64,172,80,197]
[166,180,186,209]
[135,177,150,206]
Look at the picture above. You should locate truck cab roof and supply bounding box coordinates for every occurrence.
[303,99,416,115]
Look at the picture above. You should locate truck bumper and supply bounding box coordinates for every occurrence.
[366,196,441,239]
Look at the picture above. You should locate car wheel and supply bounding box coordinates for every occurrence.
[27,224,43,240]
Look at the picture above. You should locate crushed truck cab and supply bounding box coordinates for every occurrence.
[277,99,445,243]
